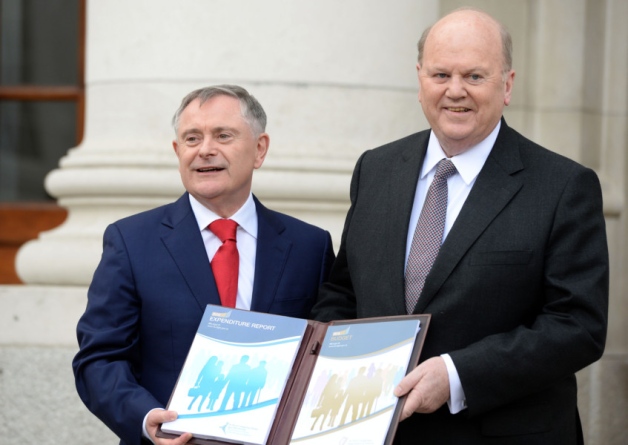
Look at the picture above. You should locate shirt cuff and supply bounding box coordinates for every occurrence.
[441,353,467,414]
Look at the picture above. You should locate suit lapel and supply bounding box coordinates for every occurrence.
[414,122,525,313]
[250,197,291,313]
[160,193,221,310]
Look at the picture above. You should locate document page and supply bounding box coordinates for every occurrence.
[162,305,308,445]
[289,318,422,445]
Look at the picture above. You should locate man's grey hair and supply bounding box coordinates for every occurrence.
[172,85,267,137]
[417,7,513,75]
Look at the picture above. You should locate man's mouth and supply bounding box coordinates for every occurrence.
[446,107,470,112]
[196,167,225,172]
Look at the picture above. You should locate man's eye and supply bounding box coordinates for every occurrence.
[469,74,482,81]
[218,133,232,140]
[186,136,199,143]
[435,73,448,79]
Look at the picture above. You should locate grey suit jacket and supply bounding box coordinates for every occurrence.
[311,120,608,444]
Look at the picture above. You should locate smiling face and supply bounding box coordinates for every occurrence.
[172,95,269,217]
[417,10,515,156]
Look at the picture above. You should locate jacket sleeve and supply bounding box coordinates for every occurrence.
[72,223,161,445]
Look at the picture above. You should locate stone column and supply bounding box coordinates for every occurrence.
[15,0,432,285]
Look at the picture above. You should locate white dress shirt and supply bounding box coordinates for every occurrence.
[405,121,501,414]
[188,193,258,310]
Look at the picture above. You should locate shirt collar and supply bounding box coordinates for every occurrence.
[189,193,258,239]
[422,120,501,185]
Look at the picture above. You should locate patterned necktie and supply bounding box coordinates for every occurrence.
[405,159,457,313]
[209,219,239,308]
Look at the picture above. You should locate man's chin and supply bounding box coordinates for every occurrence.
[436,130,478,156]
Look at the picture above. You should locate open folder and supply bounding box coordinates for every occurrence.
[157,304,430,445]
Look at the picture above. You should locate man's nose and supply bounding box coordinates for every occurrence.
[198,137,218,156]
[446,76,467,99]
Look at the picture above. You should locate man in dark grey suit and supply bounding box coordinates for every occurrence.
[311,7,608,444]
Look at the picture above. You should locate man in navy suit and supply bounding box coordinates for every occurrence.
[73,85,335,445]
[311,8,608,444]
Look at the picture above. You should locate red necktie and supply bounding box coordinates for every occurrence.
[209,219,239,308]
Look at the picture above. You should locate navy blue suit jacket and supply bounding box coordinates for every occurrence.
[73,194,334,445]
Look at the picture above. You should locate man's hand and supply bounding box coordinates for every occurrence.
[393,356,450,421]
[146,409,193,445]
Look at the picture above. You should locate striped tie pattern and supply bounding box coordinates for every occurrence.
[405,159,457,313]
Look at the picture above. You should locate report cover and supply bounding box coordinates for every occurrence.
[160,305,308,445]
[288,318,422,445]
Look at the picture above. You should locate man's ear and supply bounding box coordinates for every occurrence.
[503,69,515,106]
[416,62,423,103]
[254,133,270,169]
